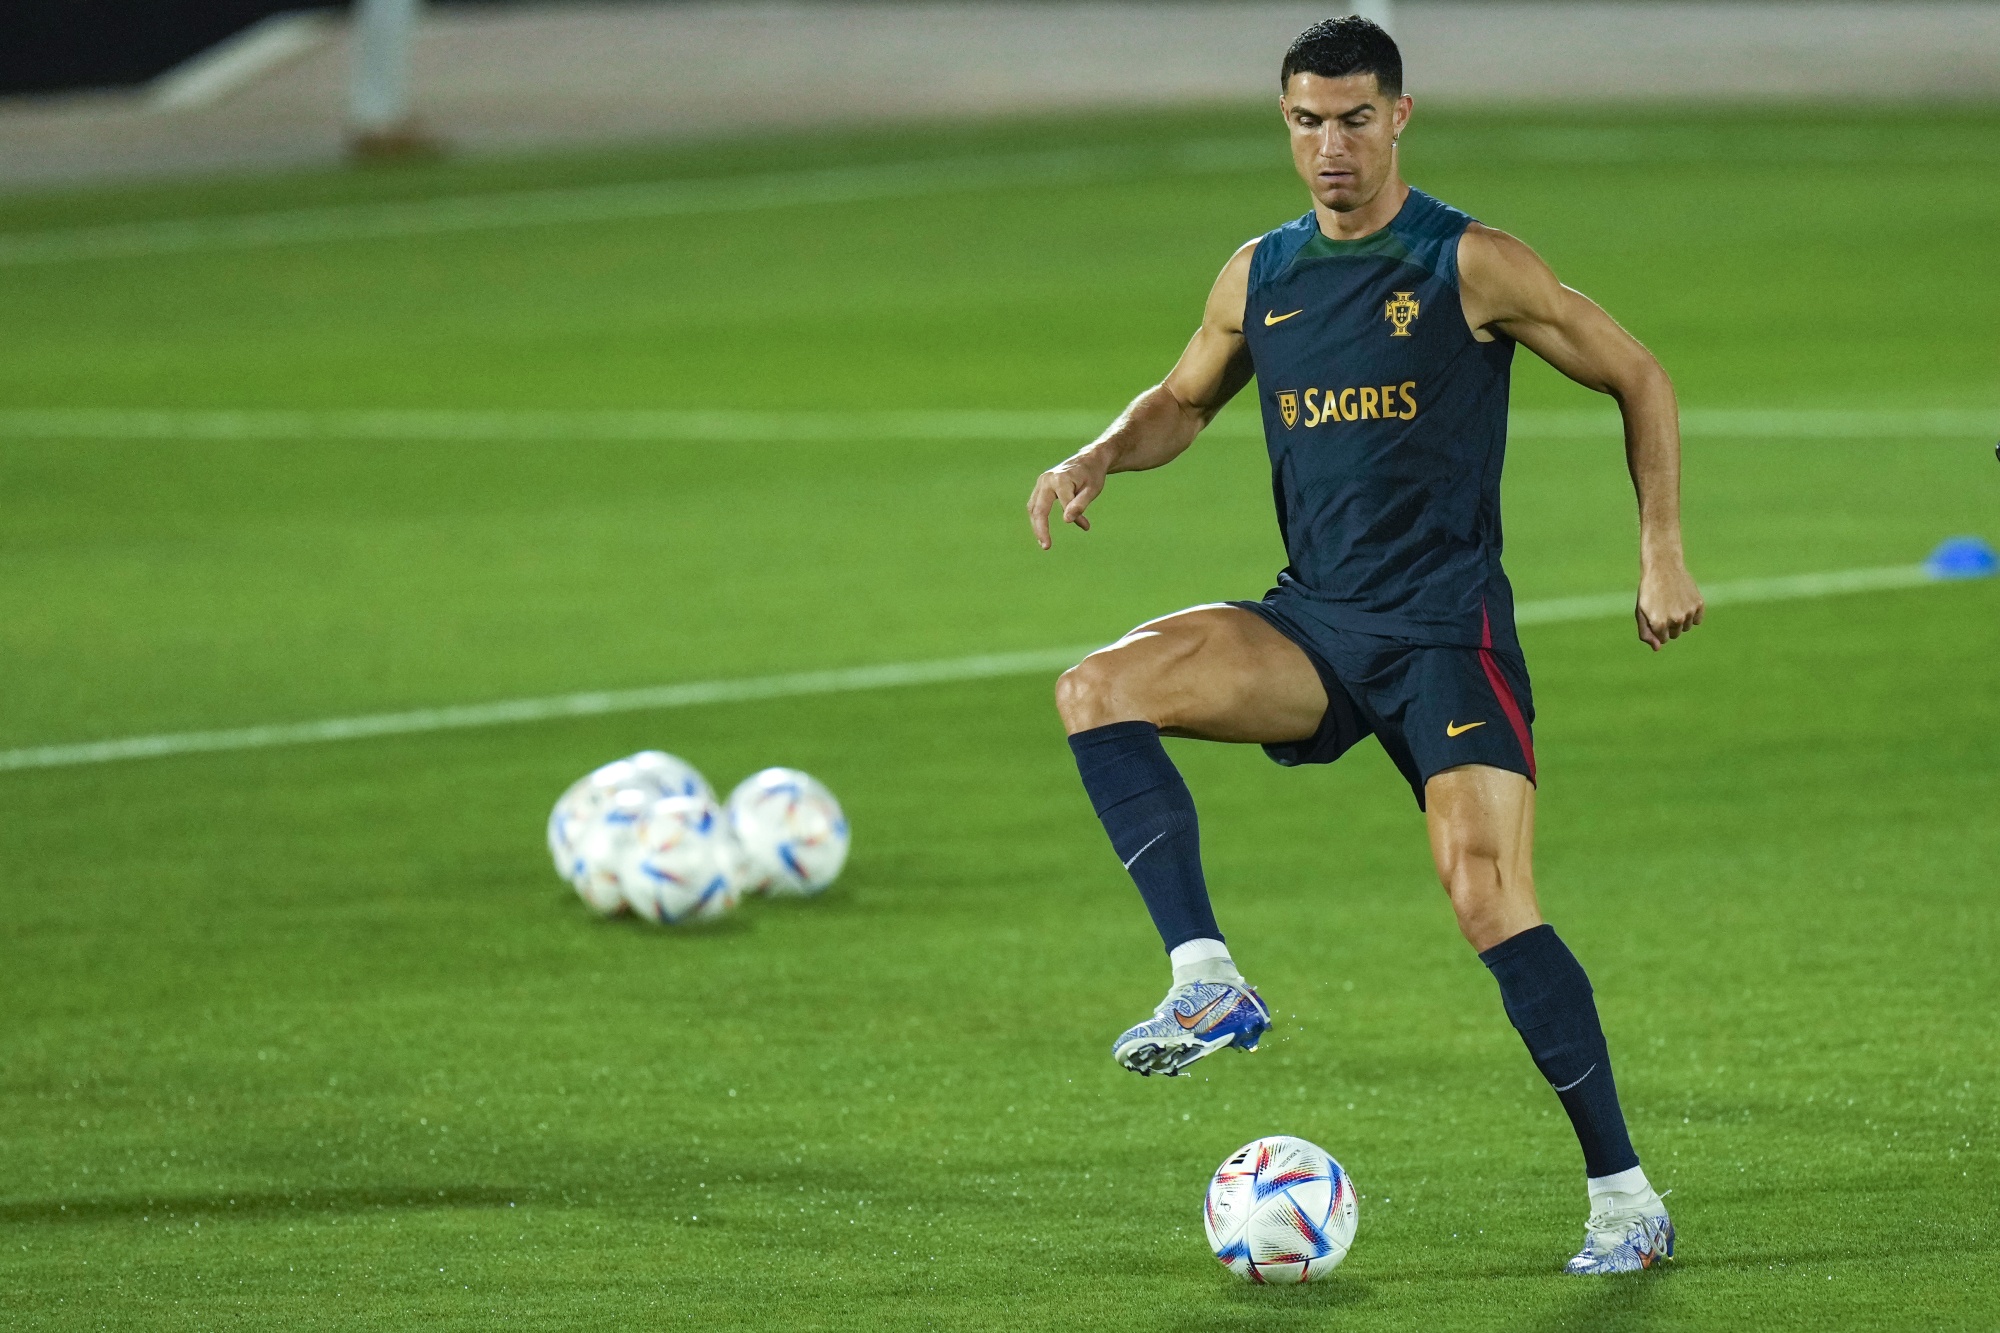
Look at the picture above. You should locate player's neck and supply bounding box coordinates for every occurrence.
[1313,177,1410,243]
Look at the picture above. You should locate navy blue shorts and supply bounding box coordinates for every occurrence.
[1227,594,1537,810]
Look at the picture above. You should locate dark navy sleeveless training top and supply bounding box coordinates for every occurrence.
[1241,187,1518,650]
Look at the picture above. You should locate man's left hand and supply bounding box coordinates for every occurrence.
[1637,563,1704,651]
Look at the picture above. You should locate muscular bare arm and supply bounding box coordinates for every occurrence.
[1458,225,1705,650]
[1027,241,1259,549]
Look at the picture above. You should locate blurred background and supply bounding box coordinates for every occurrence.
[7,0,2000,186]
[2,4,1996,1329]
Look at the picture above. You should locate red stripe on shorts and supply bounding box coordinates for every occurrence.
[1479,605,1536,782]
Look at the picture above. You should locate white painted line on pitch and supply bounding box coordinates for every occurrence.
[147,12,332,110]
[1512,563,1939,625]
[0,407,1112,443]
[0,562,1981,775]
[0,139,1276,268]
[0,648,1098,774]
[1516,407,1997,440]
[0,406,1990,442]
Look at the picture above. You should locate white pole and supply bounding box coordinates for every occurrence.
[350,0,421,145]
[1352,0,1396,37]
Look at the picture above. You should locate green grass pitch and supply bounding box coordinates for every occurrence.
[2,103,1997,1330]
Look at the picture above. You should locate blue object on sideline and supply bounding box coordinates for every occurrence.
[1925,536,1999,580]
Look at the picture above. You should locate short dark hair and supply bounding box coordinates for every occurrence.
[1280,16,1403,98]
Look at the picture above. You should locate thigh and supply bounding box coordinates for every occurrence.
[1060,604,1329,743]
[1425,764,1535,866]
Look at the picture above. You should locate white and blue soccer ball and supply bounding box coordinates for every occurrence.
[618,793,742,925]
[725,767,850,896]
[1204,1136,1359,1284]
[548,751,715,914]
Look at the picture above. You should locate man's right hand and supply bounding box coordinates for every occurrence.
[1027,452,1109,550]
[1025,239,1258,551]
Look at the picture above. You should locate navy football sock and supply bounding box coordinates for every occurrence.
[1480,924,1641,1178]
[1067,721,1221,953]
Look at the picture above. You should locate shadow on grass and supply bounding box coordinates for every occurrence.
[746,884,855,915]
[0,1183,530,1226]
[1527,1265,1674,1333]
[576,902,757,937]
[1164,1276,1374,1330]
[0,1153,894,1231]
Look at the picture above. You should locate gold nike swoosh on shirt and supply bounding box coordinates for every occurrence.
[1263,309,1304,326]
[1446,720,1487,737]
[1175,995,1229,1031]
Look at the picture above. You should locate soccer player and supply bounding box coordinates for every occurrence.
[1026,17,1702,1275]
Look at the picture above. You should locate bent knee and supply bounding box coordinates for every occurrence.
[1056,637,1196,734]
[1053,662,1094,730]
[1057,654,1138,733]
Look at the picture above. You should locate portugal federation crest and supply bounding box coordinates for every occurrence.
[1277,391,1299,429]
[1384,290,1421,337]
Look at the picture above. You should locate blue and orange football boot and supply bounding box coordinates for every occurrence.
[1564,1192,1675,1274]
[1111,978,1271,1076]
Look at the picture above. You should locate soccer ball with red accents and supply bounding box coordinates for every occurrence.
[547,751,715,914]
[725,767,850,895]
[1203,1136,1359,1284]
[618,793,743,925]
